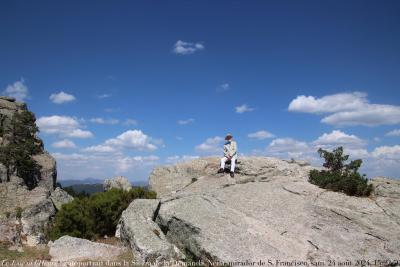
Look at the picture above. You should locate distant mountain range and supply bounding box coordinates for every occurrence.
[65,183,104,195]
[59,177,149,195]
[59,177,104,187]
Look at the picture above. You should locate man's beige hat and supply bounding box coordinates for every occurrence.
[225,133,233,140]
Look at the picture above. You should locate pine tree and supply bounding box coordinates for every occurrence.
[0,110,42,189]
[309,146,373,197]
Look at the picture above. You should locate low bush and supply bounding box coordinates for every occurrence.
[309,147,373,197]
[48,187,156,240]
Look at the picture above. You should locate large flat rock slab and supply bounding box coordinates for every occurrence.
[147,157,400,264]
[149,157,313,199]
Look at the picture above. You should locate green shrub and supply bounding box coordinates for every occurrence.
[309,147,373,197]
[48,198,94,240]
[48,187,157,240]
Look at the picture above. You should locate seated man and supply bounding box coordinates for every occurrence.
[218,133,237,177]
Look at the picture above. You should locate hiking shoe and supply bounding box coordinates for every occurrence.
[217,168,224,173]
[230,172,234,178]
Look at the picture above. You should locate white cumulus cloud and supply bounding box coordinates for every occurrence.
[267,138,311,159]
[49,91,76,104]
[235,104,254,114]
[321,104,400,126]
[372,145,400,159]
[105,130,158,151]
[52,139,77,149]
[265,130,366,162]
[173,40,204,55]
[37,115,93,139]
[3,79,29,101]
[115,155,160,172]
[248,130,275,140]
[288,92,400,126]
[37,115,79,134]
[288,92,367,114]
[386,129,400,136]
[66,129,93,138]
[83,130,159,153]
[313,130,365,149]
[81,144,115,153]
[195,136,224,154]
[90,118,119,125]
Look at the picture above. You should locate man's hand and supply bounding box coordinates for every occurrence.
[227,156,232,160]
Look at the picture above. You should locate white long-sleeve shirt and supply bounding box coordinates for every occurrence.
[223,140,237,157]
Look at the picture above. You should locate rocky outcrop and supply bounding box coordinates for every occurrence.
[49,235,128,261]
[0,184,56,247]
[120,157,400,264]
[21,198,56,246]
[50,187,74,210]
[119,199,185,264]
[103,176,132,192]
[32,152,57,191]
[0,96,58,247]
[0,96,26,120]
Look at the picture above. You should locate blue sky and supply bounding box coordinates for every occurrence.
[1,0,399,182]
